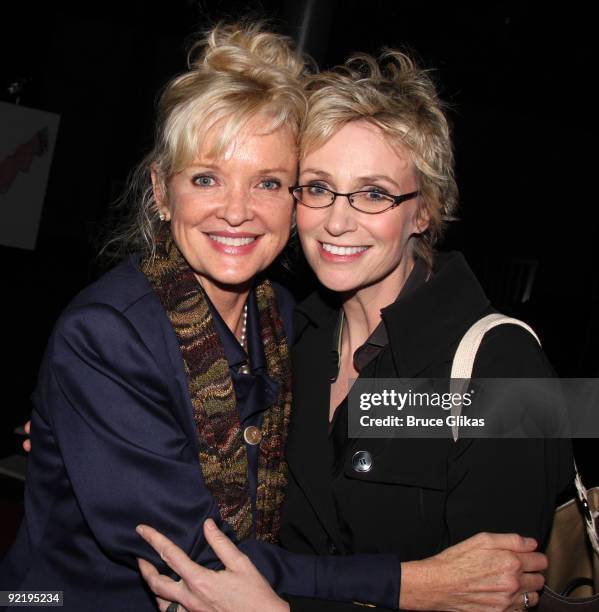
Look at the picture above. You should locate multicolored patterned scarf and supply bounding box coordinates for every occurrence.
[141,229,292,543]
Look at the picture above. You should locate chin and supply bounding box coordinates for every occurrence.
[214,270,261,287]
[314,270,363,293]
[193,263,261,290]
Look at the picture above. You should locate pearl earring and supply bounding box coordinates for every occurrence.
[159,212,166,221]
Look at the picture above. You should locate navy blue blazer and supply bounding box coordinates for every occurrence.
[1,258,399,611]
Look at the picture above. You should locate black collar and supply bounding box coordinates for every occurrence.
[295,251,491,377]
[381,252,491,376]
[329,257,431,381]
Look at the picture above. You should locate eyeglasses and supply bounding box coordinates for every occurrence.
[288,184,420,215]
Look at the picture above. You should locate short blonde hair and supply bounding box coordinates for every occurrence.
[106,21,307,260]
[301,51,457,266]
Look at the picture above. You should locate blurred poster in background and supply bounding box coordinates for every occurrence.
[0,102,60,250]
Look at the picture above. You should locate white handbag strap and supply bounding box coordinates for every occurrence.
[450,313,599,555]
[450,313,540,379]
[449,314,539,441]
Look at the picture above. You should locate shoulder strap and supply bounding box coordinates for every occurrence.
[450,314,599,555]
[449,314,539,442]
[450,313,540,380]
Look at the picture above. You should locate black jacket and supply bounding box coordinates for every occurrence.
[282,252,573,611]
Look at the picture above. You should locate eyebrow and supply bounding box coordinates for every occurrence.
[300,169,332,178]
[256,167,294,175]
[358,174,401,190]
[188,162,293,174]
[300,169,401,190]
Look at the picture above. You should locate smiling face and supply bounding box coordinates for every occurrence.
[296,120,427,301]
[154,117,297,297]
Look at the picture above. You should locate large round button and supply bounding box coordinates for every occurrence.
[352,450,374,473]
[243,426,262,445]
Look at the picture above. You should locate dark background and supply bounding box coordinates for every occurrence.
[1,1,596,549]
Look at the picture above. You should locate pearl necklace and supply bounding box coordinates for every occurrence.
[238,302,248,349]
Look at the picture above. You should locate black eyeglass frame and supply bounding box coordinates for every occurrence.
[288,185,420,215]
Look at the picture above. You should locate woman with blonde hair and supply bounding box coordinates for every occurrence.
[1,23,404,610]
[135,46,570,612]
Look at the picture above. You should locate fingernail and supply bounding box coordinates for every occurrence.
[524,537,536,547]
[205,518,216,531]
[136,525,147,537]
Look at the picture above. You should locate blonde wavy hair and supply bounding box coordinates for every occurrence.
[105,21,308,260]
[301,51,457,266]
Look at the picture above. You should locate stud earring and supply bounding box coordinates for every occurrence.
[159,212,166,221]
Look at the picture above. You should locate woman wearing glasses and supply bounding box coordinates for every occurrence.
[136,49,571,612]
[279,51,571,610]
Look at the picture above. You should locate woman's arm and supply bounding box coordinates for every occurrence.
[37,303,227,570]
[36,302,399,606]
[137,521,546,612]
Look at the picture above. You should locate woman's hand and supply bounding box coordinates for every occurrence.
[400,532,547,611]
[22,420,31,453]
[137,519,289,612]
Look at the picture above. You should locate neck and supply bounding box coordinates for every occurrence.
[341,256,415,353]
[195,275,250,336]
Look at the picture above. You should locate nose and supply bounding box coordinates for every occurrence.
[216,184,254,226]
[323,195,358,236]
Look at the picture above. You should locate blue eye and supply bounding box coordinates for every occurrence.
[363,189,390,201]
[259,178,281,190]
[307,184,330,197]
[192,174,216,187]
